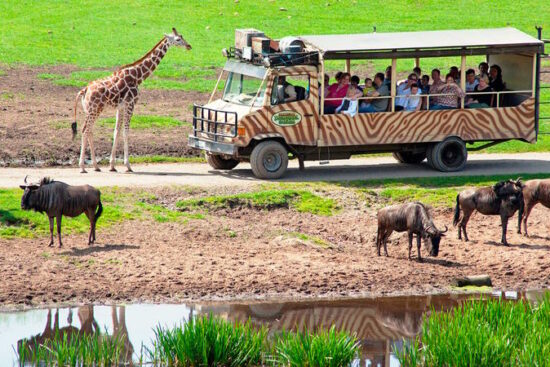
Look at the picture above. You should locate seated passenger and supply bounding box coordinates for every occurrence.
[277,76,297,103]
[350,75,363,95]
[403,83,422,111]
[489,64,505,92]
[467,75,493,108]
[363,77,376,95]
[359,73,390,113]
[431,74,465,110]
[478,62,489,79]
[335,84,360,117]
[395,73,418,111]
[413,67,422,79]
[323,74,330,98]
[324,72,350,114]
[419,75,430,95]
[465,69,479,93]
[384,66,392,87]
[429,69,444,106]
[450,66,460,83]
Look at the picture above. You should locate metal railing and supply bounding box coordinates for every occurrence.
[192,104,238,142]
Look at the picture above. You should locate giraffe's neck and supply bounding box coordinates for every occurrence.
[125,38,170,85]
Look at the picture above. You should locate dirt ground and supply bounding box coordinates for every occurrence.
[1,189,549,310]
[0,65,207,166]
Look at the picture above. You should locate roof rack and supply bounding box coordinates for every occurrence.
[227,47,319,68]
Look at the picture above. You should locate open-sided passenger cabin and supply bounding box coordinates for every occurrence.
[189,27,545,178]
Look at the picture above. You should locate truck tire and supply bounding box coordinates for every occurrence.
[427,137,467,172]
[206,153,239,170]
[250,141,289,179]
[392,151,427,164]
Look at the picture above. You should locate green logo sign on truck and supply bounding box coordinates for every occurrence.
[271,111,302,127]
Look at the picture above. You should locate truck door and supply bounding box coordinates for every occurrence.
[266,72,319,146]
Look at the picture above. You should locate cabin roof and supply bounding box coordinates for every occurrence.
[298,27,543,59]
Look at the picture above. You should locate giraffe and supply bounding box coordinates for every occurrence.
[72,28,191,173]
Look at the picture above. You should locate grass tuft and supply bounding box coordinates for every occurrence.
[97,115,187,130]
[397,294,550,366]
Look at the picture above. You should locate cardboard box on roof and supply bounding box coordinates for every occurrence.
[235,29,265,49]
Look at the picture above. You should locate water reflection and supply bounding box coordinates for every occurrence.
[2,289,547,366]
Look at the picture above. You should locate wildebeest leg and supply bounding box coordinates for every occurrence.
[408,232,414,260]
[376,226,382,256]
[382,230,391,257]
[460,210,472,242]
[521,202,535,237]
[48,216,54,247]
[416,234,423,262]
[56,214,63,247]
[501,214,509,245]
[85,209,95,245]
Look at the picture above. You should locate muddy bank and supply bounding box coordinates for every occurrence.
[1,196,549,309]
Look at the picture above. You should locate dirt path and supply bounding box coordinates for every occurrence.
[1,152,549,188]
[1,201,549,310]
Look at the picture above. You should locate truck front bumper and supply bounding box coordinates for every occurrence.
[188,136,237,156]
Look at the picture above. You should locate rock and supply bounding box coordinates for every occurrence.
[453,274,492,287]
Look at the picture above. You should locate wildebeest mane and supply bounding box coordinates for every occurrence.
[39,177,54,186]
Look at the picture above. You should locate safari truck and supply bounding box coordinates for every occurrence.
[189,27,546,179]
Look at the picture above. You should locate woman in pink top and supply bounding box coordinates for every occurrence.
[324,72,350,114]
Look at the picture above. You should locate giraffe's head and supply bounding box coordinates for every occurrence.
[165,28,192,50]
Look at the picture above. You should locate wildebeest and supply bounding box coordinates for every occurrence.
[376,202,447,262]
[517,178,550,236]
[19,177,102,247]
[453,179,523,245]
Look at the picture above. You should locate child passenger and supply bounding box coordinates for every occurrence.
[403,83,422,111]
[335,84,360,117]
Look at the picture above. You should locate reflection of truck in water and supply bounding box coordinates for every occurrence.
[189,27,544,179]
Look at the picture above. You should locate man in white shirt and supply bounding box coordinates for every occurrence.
[403,84,422,111]
[276,76,297,103]
[395,73,418,111]
[465,69,479,92]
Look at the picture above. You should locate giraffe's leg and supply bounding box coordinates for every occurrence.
[79,113,99,173]
[87,130,100,172]
[79,132,89,174]
[109,107,124,172]
[122,102,135,173]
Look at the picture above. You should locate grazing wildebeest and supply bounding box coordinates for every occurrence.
[453,179,523,246]
[19,177,102,247]
[517,178,550,236]
[376,202,447,262]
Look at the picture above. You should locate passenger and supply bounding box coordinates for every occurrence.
[489,64,505,92]
[449,66,460,83]
[359,72,390,113]
[363,77,376,95]
[465,69,479,92]
[429,69,444,106]
[350,75,364,96]
[413,66,422,79]
[335,84,359,117]
[395,73,418,111]
[277,76,297,103]
[384,66,392,86]
[431,73,465,110]
[403,83,422,112]
[467,75,493,109]
[419,75,430,95]
[323,74,330,98]
[478,62,489,79]
[324,72,350,114]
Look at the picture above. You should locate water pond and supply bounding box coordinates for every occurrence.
[1,289,548,366]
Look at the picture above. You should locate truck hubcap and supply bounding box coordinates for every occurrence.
[263,152,282,172]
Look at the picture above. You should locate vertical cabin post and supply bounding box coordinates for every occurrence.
[532,52,537,97]
[391,58,397,112]
[320,56,325,115]
[460,55,466,109]
[345,59,351,73]
[414,57,420,68]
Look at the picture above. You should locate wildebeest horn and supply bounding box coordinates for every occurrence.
[515,177,522,183]
[24,175,28,184]
[441,225,448,233]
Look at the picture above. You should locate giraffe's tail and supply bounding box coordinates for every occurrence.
[72,87,87,140]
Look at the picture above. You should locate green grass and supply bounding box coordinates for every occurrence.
[288,232,331,248]
[1,1,548,93]
[342,173,550,207]
[272,326,360,367]
[149,315,267,367]
[18,330,126,367]
[397,295,550,367]
[97,115,186,130]
[176,189,337,216]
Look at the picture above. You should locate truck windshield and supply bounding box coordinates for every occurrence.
[223,72,266,107]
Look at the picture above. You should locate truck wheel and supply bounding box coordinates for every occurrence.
[206,153,239,170]
[392,151,426,164]
[427,137,467,172]
[250,141,289,179]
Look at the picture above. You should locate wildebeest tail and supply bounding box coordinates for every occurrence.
[72,87,86,139]
[95,199,103,222]
[453,194,461,227]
